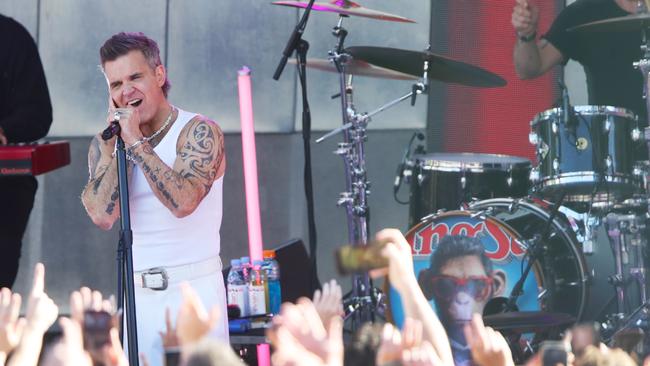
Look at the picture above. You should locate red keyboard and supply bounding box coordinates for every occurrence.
[0,141,71,176]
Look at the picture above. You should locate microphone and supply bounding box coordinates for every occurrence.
[394,132,425,193]
[101,121,120,141]
[558,78,576,129]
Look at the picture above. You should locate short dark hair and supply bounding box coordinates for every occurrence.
[418,235,492,300]
[99,32,171,97]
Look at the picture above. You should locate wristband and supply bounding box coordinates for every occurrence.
[518,30,537,43]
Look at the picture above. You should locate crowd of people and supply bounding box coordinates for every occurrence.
[0,228,646,366]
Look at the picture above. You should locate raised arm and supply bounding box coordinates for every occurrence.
[512,0,564,79]
[128,116,225,217]
[373,229,455,366]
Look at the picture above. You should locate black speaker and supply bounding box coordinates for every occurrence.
[273,238,319,303]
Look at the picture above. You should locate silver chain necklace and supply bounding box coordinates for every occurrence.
[141,105,175,145]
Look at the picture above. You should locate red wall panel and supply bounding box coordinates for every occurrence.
[429,1,562,161]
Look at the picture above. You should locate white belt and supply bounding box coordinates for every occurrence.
[134,256,222,291]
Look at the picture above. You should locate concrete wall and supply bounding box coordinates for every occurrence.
[0,1,427,312]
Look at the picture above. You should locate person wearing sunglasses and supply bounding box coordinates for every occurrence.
[418,235,507,366]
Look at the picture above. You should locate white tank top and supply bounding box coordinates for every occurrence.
[129,108,223,271]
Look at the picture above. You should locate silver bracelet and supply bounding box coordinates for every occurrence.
[125,138,147,162]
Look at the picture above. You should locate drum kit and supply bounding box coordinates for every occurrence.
[275,0,650,355]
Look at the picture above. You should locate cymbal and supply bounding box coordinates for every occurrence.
[569,12,650,33]
[272,0,416,23]
[288,58,417,80]
[483,311,575,333]
[345,46,507,87]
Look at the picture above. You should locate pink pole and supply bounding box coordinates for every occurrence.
[237,66,264,262]
[237,67,270,366]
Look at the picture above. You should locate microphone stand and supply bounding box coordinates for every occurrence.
[273,0,320,293]
[114,136,140,365]
[504,193,566,312]
[273,0,316,80]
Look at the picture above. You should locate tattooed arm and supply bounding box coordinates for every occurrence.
[80,135,123,230]
[128,116,225,217]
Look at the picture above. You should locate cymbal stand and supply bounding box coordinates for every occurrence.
[319,16,429,330]
[330,17,374,329]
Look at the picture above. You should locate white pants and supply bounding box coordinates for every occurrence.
[124,263,229,366]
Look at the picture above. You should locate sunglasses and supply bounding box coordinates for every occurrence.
[430,274,493,302]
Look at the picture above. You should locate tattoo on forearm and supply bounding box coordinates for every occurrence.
[92,166,109,194]
[105,186,119,214]
[131,144,180,209]
[88,138,102,181]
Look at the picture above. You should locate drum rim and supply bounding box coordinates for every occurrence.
[414,152,532,172]
[536,171,637,186]
[531,105,638,126]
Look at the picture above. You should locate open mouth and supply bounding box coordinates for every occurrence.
[127,99,142,107]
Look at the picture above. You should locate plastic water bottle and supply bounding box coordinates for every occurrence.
[227,259,249,317]
[240,256,251,283]
[248,261,267,316]
[263,250,282,315]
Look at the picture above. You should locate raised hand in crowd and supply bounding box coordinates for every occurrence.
[376,318,443,366]
[159,307,180,350]
[376,323,403,366]
[370,228,454,366]
[270,298,343,366]
[8,263,58,366]
[312,279,344,328]
[69,286,119,364]
[176,282,220,346]
[464,313,515,366]
[69,286,114,324]
[0,288,25,364]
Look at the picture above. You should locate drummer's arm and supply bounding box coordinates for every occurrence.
[514,38,564,79]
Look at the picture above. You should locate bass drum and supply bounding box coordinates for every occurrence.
[388,198,589,328]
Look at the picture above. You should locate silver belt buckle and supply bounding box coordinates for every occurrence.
[141,267,168,291]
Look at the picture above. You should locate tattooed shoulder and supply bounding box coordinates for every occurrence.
[176,116,225,193]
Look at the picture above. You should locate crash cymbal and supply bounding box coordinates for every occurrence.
[272,0,416,23]
[345,46,507,87]
[569,12,650,33]
[483,311,575,334]
[288,58,417,80]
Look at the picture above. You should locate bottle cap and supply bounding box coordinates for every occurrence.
[230,259,241,266]
[263,250,276,259]
[253,260,264,266]
[241,256,250,263]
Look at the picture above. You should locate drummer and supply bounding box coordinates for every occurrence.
[512,0,646,127]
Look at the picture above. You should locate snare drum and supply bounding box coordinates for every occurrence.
[408,153,531,227]
[529,105,640,202]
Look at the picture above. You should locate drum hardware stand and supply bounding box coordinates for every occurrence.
[601,213,650,346]
[605,213,629,315]
[316,16,430,330]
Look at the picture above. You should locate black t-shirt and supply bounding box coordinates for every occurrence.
[543,0,646,123]
[0,14,52,143]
